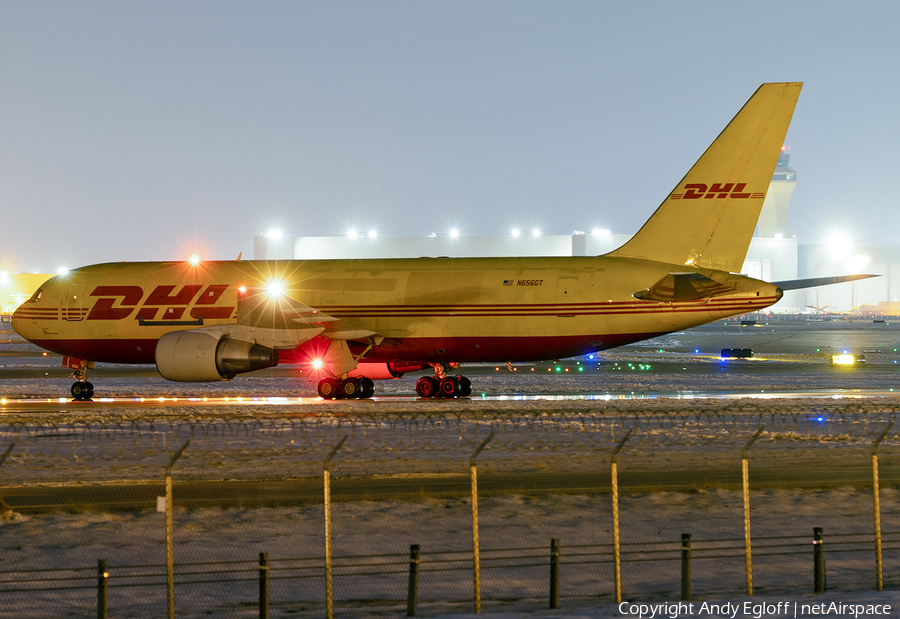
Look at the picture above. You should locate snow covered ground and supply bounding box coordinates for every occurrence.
[3,488,900,617]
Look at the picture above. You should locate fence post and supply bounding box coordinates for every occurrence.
[407,544,420,617]
[470,430,495,614]
[549,539,560,609]
[164,439,190,619]
[259,552,269,619]
[0,443,13,515]
[611,426,634,604]
[872,422,892,591]
[323,435,347,619]
[97,559,108,619]
[681,534,691,601]
[814,527,825,593]
[741,425,764,597]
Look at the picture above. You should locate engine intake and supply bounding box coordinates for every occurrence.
[155,330,279,382]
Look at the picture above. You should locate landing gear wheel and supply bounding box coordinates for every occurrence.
[71,381,93,401]
[359,377,375,399]
[317,377,341,399]
[439,377,460,398]
[416,376,439,398]
[457,376,472,397]
[341,378,362,399]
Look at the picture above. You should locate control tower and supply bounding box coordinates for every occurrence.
[756,146,797,237]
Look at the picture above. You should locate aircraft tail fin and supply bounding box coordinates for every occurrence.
[608,82,802,272]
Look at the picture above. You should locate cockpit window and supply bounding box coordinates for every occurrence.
[27,289,42,303]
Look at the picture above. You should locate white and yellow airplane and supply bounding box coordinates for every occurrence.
[11,82,873,400]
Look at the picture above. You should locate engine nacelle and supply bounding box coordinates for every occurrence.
[347,362,430,380]
[155,330,279,382]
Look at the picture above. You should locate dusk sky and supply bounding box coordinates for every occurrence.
[1,1,898,272]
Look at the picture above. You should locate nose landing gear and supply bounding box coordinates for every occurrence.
[69,359,94,401]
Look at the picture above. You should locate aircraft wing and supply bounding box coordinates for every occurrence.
[216,287,380,350]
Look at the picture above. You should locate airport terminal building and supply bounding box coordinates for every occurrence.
[256,149,897,314]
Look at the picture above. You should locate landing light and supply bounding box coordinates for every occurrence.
[57,267,69,276]
[266,280,284,297]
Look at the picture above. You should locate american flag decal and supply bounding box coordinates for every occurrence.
[503,280,512,286]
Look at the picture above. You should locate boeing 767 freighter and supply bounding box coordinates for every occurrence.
[11,82,874,400]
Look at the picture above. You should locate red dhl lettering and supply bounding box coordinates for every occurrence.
[670,183,755,200]
[86,285,235,321]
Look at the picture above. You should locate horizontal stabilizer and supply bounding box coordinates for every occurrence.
[773,273,879,291]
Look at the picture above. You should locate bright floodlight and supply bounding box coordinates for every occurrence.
[449,228,459,238]
[592,228,610,236]
[511,228,520,238]
[826,233,853,260]
[0,271,8,284]
[57,267,69,276]
[267,229,283,240]
[368,229,377,239]
[188,254,201,266]
[532,228,541,237]
[347,229,358,239]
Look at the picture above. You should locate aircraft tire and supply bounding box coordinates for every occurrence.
[341,378,361,399]
[71,382,88,401]
[439,377,460,398]
[415,376,438,398]
[359,377,375,399]
[84,382,95,399]
[458,376,472,397]
[317,377,340,399]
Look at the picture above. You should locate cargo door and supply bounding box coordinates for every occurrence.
[66,284,85,321]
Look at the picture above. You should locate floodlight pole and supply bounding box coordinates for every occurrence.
[470,430,495,614]
[611,426,634,604]
[165,439,190,619]
[742,425,764,597]
[324,435,347,619]
[872,422,893,591]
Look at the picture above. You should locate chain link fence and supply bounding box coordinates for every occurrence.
[3,401,900,617]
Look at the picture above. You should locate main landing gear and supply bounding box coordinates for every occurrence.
[317,376,376,400]
[415,363,472,398]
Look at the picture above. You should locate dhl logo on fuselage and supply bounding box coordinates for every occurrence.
[87,285,234,321]
[669,183,765,200]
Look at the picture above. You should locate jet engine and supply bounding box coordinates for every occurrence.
[155,330,279,382]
